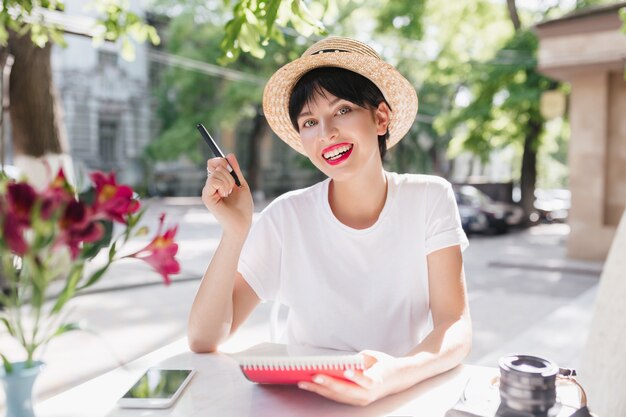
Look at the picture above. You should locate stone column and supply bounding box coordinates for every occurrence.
[567,71,615,260]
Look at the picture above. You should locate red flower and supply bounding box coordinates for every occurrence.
[127,215,180,285]
[41,169,75,220]
[2,212,28,255]
[91,171,140,223]
[7,182,37,225]
[58,200,104,259]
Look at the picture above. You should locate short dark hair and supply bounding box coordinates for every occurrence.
[288,67,391,160]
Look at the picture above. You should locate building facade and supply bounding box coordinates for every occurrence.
[536,3,626,260]
[51,0,153,188]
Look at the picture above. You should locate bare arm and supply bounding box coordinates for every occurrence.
[388,244,472,390]
[187,154,260,353]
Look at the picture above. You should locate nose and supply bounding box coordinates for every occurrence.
[319,119,339,143]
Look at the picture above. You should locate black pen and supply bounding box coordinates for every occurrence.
[196,123,241,187]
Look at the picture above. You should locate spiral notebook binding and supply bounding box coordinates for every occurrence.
[239,355,365,372]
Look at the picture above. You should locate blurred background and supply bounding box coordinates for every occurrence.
[2,0,624,257]
[1,0,625,407]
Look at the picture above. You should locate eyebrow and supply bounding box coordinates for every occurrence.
[297,97,344,120]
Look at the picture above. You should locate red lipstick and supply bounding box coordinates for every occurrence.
[322,143,353,166]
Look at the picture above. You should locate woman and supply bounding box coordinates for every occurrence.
[188,36,471,406]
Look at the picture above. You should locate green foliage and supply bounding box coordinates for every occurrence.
[0,0,159,61]
[147,11,307,163]
[436,29,555,165]
[621,7,626,33]
[375,0,426,39]
[93,0,161,60]
[0,0,65,46]
[383,0,512,175]
[219,0,327,64]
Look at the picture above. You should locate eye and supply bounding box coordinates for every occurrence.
[337,106,351,115]
[302,119,317,128]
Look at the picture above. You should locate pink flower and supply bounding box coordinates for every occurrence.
[90,171,140,223]
[127,214,180,285]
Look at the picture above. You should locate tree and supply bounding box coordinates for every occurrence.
[146,7,313,193]
[0,0,159,186]
[435,0,618,221]
[437,29,557,219]
[383,1,511,177]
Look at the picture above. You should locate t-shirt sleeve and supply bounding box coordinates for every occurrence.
[237,208,282,301]
[425,179,469,255]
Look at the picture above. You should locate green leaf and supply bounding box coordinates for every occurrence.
[80,220,113,260]
[127,209,146,229]
[108,240,117,262]
[238,23,265,58]
[0,353,13,374]
[48,27,67,47]
[121,38,136,61]
[291,0,322,29]
[0,25,8,45]
[77,263,111,291]
[243,8,260,26]
[264,0,282,37]
[147,26,161,45]
[50,265,84,314]
[134,226,149,237]
[0,315,15,337]
[50,322,82,339]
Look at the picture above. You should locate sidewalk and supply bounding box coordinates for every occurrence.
[461,224,601,367]
[0,197,604,407]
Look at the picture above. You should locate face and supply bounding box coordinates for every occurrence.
[295,89,390,182]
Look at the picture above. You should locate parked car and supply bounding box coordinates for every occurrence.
[533,188,570,223]
[457,203,490,234]
[454,185,525,234]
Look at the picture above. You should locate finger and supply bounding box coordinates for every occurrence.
[298,376,371,406]
[207,157,230,173]
[225,153,248,187]
[343,368,374,389]
[359,351,381,369]
[211,166,235,198]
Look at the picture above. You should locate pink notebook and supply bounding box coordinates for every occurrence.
[231,343,366,385]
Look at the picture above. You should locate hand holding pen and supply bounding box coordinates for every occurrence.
[198,123,253,235]
[197,123,241,187]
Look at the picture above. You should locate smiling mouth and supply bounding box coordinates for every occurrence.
[323,144,353,161]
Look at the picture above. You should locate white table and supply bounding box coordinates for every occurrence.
[35,338,577,417]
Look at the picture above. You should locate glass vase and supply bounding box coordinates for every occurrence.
[0,361,44,417]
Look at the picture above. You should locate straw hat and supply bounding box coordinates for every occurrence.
[262,37,418,155]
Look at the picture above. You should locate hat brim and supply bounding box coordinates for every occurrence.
[263,52,418,155]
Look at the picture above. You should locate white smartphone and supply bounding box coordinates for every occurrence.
[117,368,196,409]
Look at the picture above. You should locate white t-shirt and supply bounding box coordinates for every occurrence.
[238,172,468,356]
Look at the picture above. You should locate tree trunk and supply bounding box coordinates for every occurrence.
[520,120,541,225]
[506,0,522,31]
[8,30,67,156]
[6,30,73,188]
[0,47,8,165]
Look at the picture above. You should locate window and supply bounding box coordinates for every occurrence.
[98,119,119,168]
[98,50,118,68]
